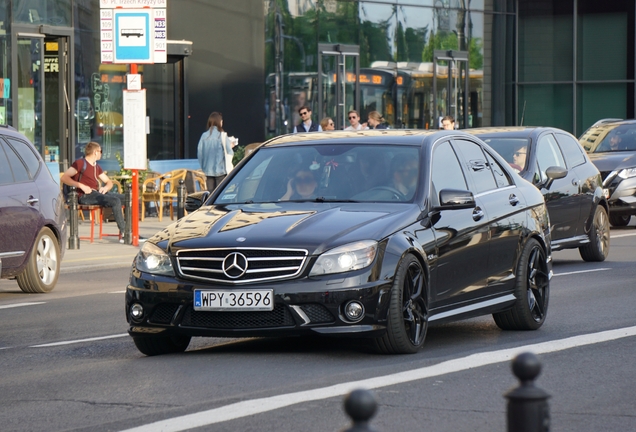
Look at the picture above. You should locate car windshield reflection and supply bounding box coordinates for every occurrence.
[214,144,421,204]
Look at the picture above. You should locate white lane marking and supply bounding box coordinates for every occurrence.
[553,268,611,277]
[611,232,636,238]
[30,334,128,348]
[0,302,45,310]
[0,347,12,350]
[119,326,636,432]
[109,291,127,294]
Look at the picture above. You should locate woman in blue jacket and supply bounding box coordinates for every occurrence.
[197,112,236,191]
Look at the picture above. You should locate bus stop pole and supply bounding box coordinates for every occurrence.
[130,63,139,247]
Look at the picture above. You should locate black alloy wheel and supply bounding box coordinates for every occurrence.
[579,205,610,262]
[374,255,428,354]
[493,238,549,330]
[609,213,631,227]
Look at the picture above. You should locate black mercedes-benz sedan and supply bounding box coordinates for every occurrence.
[466,127,610,262]
[126,130,552,356]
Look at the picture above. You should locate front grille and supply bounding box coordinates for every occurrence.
[148,304,180,324]
[176,248,308,284]
[180,304,295,328]
[299,304,335,324]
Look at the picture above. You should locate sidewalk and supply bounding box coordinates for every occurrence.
[61,216,174,274]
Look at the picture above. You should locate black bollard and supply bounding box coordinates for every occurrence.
[124,182,132,245]
[505,352,551,432]
[177,178,186,219]
[68,186,80,250]
[340,388,378,432]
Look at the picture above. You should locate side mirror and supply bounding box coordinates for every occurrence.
[185,191,210,212]
[436,188,476,210]
[543,166,568,190]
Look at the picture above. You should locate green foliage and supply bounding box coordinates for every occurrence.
[114,152,149,183]
[232,145,245,166]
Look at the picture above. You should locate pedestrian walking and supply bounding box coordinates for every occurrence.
[197,112,237,192]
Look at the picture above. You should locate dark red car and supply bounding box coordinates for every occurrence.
[0,125,67,293]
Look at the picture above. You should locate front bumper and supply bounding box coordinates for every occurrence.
[602,173,636,214]
[126,267,393,339]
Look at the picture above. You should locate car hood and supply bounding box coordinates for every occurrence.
[587,151,636,171]
[150,203,419,255]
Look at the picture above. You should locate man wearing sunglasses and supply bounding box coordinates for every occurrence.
[344,110,368,131]
[293,106,322,133]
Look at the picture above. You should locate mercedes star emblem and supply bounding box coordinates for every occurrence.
[222,252,248,278]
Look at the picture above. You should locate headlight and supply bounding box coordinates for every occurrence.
[309,240,378,276]
[135,242,174,276]
[618,168,636,179]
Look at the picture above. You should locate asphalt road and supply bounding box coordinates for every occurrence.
[1,227,635,432]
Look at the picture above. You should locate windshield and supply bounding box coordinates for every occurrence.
[580,123,636,153]
[480,137,530,173]
[214,144,421,204]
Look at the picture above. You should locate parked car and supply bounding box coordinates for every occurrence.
[0,125,67,292]
[465,127,609,262]
[579,119,636,227]
[126,130,552,356]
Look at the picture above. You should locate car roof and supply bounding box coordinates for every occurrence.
[463,126,567,139]
[262,129,461,147]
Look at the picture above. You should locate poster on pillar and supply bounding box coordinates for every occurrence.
[123,89,147,170]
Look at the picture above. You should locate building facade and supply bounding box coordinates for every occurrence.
[0,0,633,170]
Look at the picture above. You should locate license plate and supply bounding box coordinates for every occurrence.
[193,289,274,311]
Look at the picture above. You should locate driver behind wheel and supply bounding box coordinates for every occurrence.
[390,154,419,199]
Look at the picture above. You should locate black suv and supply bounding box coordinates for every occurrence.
[466,127,610,262]
[0,125,67,292]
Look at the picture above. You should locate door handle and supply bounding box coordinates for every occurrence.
[26,197,39,205]
[572,179,579,186]
[472,207,484,221]
[509,194,519,206]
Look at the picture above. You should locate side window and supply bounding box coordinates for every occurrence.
[536,134,566,182]
[3,140,30,182]
[6,138,41,177]
[0,142,15,185]
[484,150,512,188]
[453,139,498,194]
[555,133,586,168]
[431,141,468,204]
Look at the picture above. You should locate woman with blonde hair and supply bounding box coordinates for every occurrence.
[197,112,236,191]
[320,117,335,131]
[367,111,388,129]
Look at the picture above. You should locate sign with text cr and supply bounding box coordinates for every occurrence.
[100,0,166,7]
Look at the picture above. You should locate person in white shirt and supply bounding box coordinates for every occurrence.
[344,110,368,131]
[293,106,322,133]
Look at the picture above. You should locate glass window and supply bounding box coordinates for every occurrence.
[518,84,573,132]
[555,133,586,168]
[453,139,497,194]
[13,0,71,27]
[484,150,512,188]
[3,138,31,182]
[518,1,573,82]
[6,138,40,177]
[576,83,633,137]
[431,141,468,204]
[536,134,566,182]
[215,144,419,204]
[481,137,529,172]
[0,142,14,185]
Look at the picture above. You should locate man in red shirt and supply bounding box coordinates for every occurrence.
[61,142,126,242]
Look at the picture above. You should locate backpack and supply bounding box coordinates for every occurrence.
[62,158,87,203]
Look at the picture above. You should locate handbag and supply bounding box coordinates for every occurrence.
[221,131,234,174]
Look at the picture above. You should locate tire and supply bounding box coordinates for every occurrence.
[579,206,610,262]
[16,227,60,293]
[374,255,427,354]
[493,238,549,331]
[609,213,631,227]
[132,334,191,356]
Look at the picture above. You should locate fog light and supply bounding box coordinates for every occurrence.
[344,300,365,322]
[130,303,144,321]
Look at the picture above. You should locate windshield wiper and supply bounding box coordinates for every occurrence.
[313,197,361,203]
